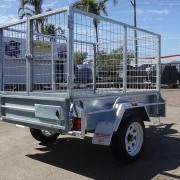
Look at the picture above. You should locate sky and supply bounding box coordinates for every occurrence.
[0,0,180,56]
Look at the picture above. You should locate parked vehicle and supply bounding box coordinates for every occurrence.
[146,64,179,88]
[168,61,180,87]
[139,64,152,70]
[0,7,165,164]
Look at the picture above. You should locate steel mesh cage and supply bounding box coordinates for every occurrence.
[73,8,160,95]
[31,10,68,91]
[1,22,27,91]
[0,6,161,96]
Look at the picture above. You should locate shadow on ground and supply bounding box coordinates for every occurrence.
[26,124,180,180]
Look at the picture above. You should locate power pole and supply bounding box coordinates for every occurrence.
[130,0,138,66]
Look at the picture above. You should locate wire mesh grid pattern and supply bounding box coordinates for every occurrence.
[74,12,125,94]
[126,28,158,91]
[73,9,160,95]
[32,11,68,91]
[0,6,160,95]
[2,22,27,91]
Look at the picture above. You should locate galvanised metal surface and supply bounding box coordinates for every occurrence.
[1,21,27,92]
[0,6,164,135]
[72,8,160,95]
[0,29,3,91]
[123,26,127,93]
[0,6,161,95]
[0,94,69,132]
[31,8,68,92]
[72,92,165,131]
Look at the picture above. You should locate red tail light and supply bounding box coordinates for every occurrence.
[73,117,81,130]
[131,102,138,106]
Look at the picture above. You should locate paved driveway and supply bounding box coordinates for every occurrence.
[0,89,179,180]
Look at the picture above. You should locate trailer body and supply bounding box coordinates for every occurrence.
[0,6,165,163]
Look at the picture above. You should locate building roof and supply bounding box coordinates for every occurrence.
[161,54,180,63]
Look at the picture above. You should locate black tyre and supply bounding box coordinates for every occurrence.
[30,128,59,143]
[110,116,145,164]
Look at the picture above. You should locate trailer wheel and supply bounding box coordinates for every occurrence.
[110,116,145,164]
[30,128,59,143]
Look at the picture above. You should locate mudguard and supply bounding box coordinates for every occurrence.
[92,102,150,146]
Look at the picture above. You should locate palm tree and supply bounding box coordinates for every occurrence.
[43,9,66,41]
[73,0,109,52]
[18,0,43,33]
[113,0,118,5]
[44,24,66,41]
[73,0,118,51]
[18,0,43,18]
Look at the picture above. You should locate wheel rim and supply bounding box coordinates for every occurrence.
[41,130,56,137]
[125,122,144,156]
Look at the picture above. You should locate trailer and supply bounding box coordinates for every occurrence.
[3,35,68,91]
[0,6,165,163]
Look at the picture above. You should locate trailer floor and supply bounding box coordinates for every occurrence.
[0,89,179,180]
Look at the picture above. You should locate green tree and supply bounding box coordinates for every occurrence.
[73,0,118,49]
[18,0,44,33]
[74,51,88,65]
[18,0,43,18]
[44,24,66,41]
[113,0,118,5]
[97,46,134,72]
[42,8,66,41]
[73,0,109,51]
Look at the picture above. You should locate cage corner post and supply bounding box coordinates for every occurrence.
[65,6,74,133]
[67,6,74,98]
[26,19,33,94]
[51,40,55,91]
[123,25,127,93]
[157,35,161,92]
[0,28,4,91]
[92,44,97,92]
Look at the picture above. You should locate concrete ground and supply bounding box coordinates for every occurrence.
[0,89,179,180]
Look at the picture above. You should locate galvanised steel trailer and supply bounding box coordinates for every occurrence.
[0,6,165,163]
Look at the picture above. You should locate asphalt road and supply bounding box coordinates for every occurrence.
[0,89,179,180]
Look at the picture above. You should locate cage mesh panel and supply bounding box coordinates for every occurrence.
[3,22,27,91]
[74,11,159,94]
[74,13,124,94]
[126,28,157,91]
[32,11,68,91]
[1,8,160,94]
